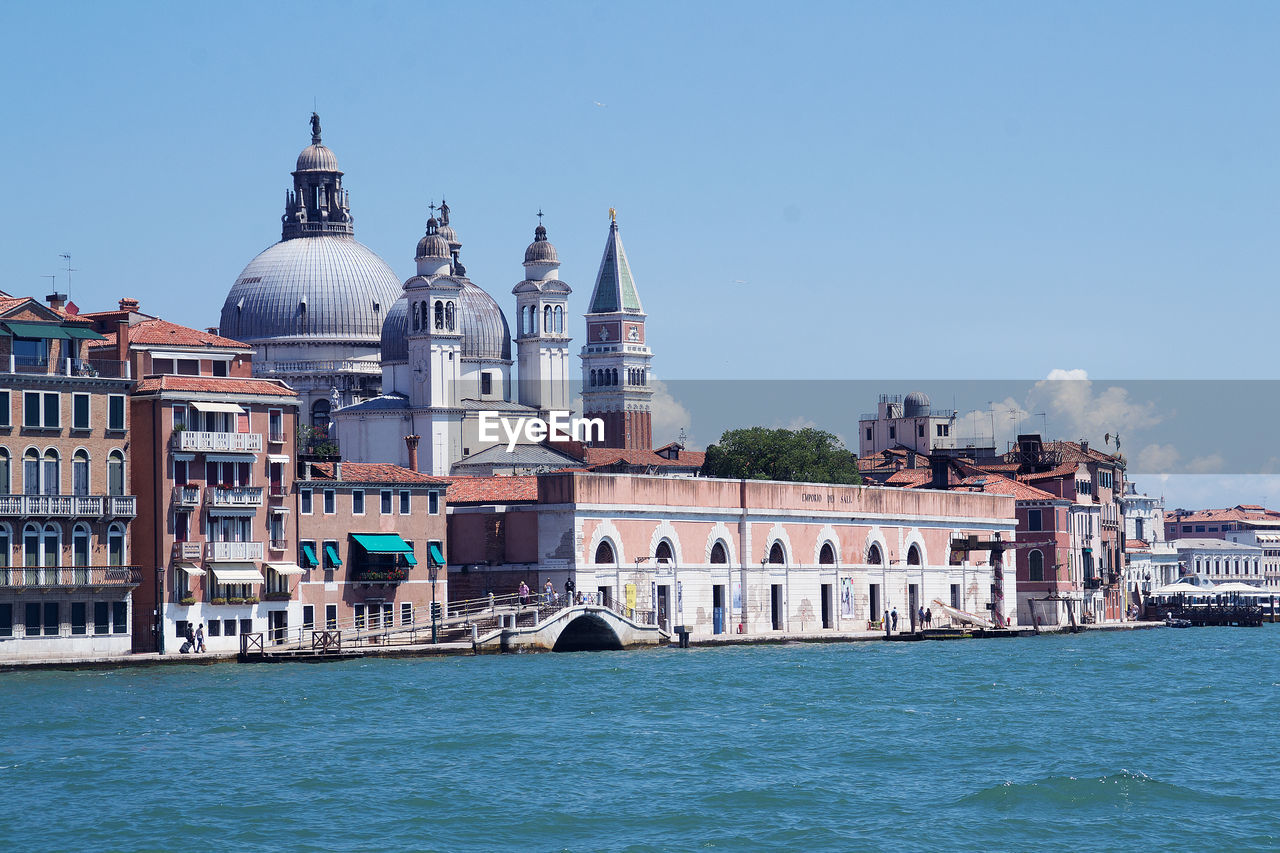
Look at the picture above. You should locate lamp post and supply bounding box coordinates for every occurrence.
[429,559,439,644]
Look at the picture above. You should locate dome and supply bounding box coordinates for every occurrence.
[221,235,403,343]
[459,281,511,361]
[524,224,559,264]
[380,295,409,364]
[296,143,339,172]
[415,217,451,259]
[903,391,931,417]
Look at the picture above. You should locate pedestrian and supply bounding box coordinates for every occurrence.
[196,622,206,653]
[890,607,898,632]
[925,607,932,628]
[917,605,925,631]
[518,580,529,606]
[182,621,195,654]
[544,578,554,605]
[565,575,576,604]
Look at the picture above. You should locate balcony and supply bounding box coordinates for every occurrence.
[206,486,264,507]
[173,541,202,561]
[353,568,410,584]
[206,541,264,561]
[173,485,201,506]
[0,494,136,518]
[172,430,263,453]
[0,565,141,588]
[269,539,289,552]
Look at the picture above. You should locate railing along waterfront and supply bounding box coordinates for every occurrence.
[0,565,140,587]
[0,494,136,517]
[172,431,264,452]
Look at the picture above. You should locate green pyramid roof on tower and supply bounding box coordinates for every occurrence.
[588,218,644,314]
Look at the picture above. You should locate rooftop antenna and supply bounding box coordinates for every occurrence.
[58,253,74,302]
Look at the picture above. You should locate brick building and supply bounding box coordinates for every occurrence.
[0,292,138,659]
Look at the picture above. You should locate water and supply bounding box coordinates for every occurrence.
[3,628,1279,852]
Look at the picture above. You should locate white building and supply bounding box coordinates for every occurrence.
[858,392,958,458]
[1121,483,1178,600]
[1172,538,1265,586]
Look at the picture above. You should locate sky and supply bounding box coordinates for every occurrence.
[2,1,1278,506]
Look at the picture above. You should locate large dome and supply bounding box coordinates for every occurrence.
[459,281,512,361]
[221,235,403,343]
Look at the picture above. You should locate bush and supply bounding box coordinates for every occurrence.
[179,596,196,606]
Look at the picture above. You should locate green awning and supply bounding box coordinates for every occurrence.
[351,533,413,554]
[324,544,342,568]
[301,544,319,568]
[4,322,69,339]
[63,326,106,340]
[429,543,445,567]
[403,552,418,566]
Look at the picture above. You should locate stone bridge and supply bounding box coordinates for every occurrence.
[481,604,668,653]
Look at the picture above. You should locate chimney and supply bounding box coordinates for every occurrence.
[335,461,343,481]
[116,318,130,364]
[907,450,917,469]
[118,297,139,312]
[45,292,67,311]
[931,458,949,490]
[405,434,420,471]
[1080,440,1089,453]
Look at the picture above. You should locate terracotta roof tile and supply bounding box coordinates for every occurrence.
[580,448,706,469]
[133,375,297,397]
[307,462,446,486]
[88,317,250,350]
[440,476,539,503]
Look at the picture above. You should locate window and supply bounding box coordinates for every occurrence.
[888,425,896,440]
[303,605,314,631]
[269,461,284,497]
[480,372,492,395]
[112,602,127,634]
[42,450,60,496]
[768,542,785,565]
[71,602,87,635]
[352,490,365,514]
[1029,550,1044,582]
[24,391,60,428]
[323,540,341,569]
[399,491,410,514]
[268,409,284,442]
[1027,509,1042,532]
[211,360,228,377]
[918,425,925,438]
[401,602,413,625]
[299,540,318,569]
[72,524,90,567]
[239,618,251,637]
[906,545,921,566]
[223,619,236,637]
[0,449,8,494]
[0,390,9,426]
[72,450,89,496]
[380,490,392,514]
[0,603,11,638]
[354,604,366,629]
[107,395,125,431]
[94,602,109,635]
[710,541,727,564]
[1195,525,1205,533]
[594,540,615,564]
[325,605,337,630]
[865,427,872,441]
[323,489,335,514]
[207,620,221,637]
[72,393,90,430]
[107,524,125,566]
[867,543,883,565]
[300,489,313,514]
[107,451,124,496]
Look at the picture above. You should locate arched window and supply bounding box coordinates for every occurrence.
[72,523,91,566]
[0,523,10,583]
[107,523,125,567]
[23,523,39,581]
[411,301,419,332]
[594,540,615,565]
[0,448,9,494]
[655,540,674,564]
[434,301,444,330]
[543,305,552,333]
[422,301,429,332]
[710,541,728,564]
[819,542,836,565]
[611,368,618,386]
[73,450,90,496]
[42,450,60,496]
[42,522,59,568]
[907,544,921,566]
[768,541,785,565]
[1029,549,1044,582]
[554,305,563,333]
[311,400,331,435]
[867,543,882,565]
[107,451,125,497]
[445,301,455,331]
[589,370,596,387]
[23,449,39,495]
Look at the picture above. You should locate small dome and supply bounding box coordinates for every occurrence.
[524,224,559,264]
[436,223,459,248]
[416,217,451,259]
[903,391,931,417]
[380,295,409,364]
[296,143,339,172]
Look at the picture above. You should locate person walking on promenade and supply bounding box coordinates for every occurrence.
[890,607,899,632]
[925,607,932,628]
[544,578,554,605]
[917,605,926,632]
[565,575,576,605]
[196,622,206,653]
[518,580,530,606]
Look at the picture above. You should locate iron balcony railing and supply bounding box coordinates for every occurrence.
[0,565,140,587]
[0,494,136,518]
[172,431,263,453]
[206,541,264,561]
[206,486,264,507]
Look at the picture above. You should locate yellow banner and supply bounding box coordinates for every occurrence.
[625,583,637,611]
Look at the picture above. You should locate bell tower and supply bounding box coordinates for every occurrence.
[405,213,462,474]
[513,213,572,416]
[580,211,652,449]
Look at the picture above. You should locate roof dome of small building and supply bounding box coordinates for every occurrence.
[380,295,409,364]
[415,217,451,259]
[903,391,931,417]
[296,143,339,172]
[221,236,402,344]
[524,224,559,264]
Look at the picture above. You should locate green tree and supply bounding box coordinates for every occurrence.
[700,427,861,484]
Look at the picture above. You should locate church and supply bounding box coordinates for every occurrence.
[220,115,657,476]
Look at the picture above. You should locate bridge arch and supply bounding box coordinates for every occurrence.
[552,612,624,652]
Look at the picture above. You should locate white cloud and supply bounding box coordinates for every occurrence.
[1028,368,1161,450]
[1135,443,1182,474]
[1185,454,1225,475]
[649,377,694,448]
[955,397,1029,452]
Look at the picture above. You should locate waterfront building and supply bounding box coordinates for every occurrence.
[218,114,402,435]
[83,303,300,653]
[1172,538,1266,586]
[1121,483,1178,600]
[0,292,138,660]
[294,460,448,637]
[1163,505,1280,586]
[445,472,1018,635]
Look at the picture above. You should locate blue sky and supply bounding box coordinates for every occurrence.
[3,1,1278,503]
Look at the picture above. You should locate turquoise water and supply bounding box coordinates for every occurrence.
[3,628,1279,852]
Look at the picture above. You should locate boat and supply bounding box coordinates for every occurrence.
[1164,616,1192,628]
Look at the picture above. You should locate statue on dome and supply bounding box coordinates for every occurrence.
[310,112,322,144]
